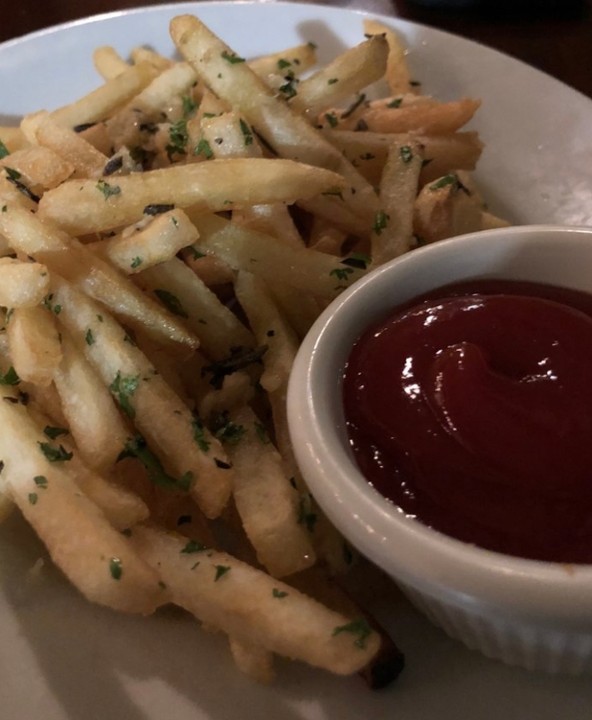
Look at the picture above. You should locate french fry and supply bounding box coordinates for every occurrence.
[224,404,317,578]
[228,637,275,684]
[0,258,50,308]
[249,43,317,87]
[26,398,149,530]
[0,145,74,190]
[90,208,198,273]
[0,387,162,614]
[193,214,365,300]
[234,271,298,394]
[413,171,484,244]
[290,35,388,119]
[371,136,424,265]
[50,61,161,129]
[363,19,413,95]
[38,158,346,236]
[7,306,62,387]
[21,111,109,178]
[53,330,130,471]
[49,275,233,519]
[105,62,198,148]
[134,257,255,361]
[93,46,130,80]
[129,524,381,674]
[170,14,379,236]
[0,203,198,349]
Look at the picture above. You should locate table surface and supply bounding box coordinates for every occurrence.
[1,0,591,100]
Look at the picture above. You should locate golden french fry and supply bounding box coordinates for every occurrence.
[363,18,413,95]
[228,637,275,684]
[129,524,381,674]
[50,61,160,129]
[170,14,379,235]
[21,110,109,178]
[134,256,255,361]
[193,213,366,300]
[90,209,198,273]
[224,404,316,577]
[290,35,388,119]
[53,330,130,471]
[7,306,62,387]
[0,203,198,349]
[0,258,50,308]
[0,145,74,190]
[413,172,484,244]
[0,387,162,614]
[371,136,424,264]
[38,158,346,236]
[50,275,233,519]
[93,45,130,80]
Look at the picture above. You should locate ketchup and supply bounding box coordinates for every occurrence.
[342,279,592,564]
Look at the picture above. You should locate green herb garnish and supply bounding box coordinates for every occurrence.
[109,371,139,418]
[38,442,73,462]
[96,179,121,199]
[332,618,373,649]
[154,289,188,318]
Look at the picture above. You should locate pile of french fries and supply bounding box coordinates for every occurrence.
[0,13,506,685]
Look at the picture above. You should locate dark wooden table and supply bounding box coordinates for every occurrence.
[1,0,591,100]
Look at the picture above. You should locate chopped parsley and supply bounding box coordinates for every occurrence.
[341,253,370,270]
[429,172,469,194]
[332,618,373,649]
[96,179,121,199]
[328,78,339,85]
[130,256,143,269]
[28,493,38,505]
[0,140,9,159]
[4,167,40,203]
[400,145,413,164]
[181,539,208,554]
[221,50,245,64]
[38,442,73,462]
[329,266,354,283]
[279,75,298,99]
[277,58,291,70]
[182,94,198,118]
[373,210,390,236]
[85,328,95,346]
[387,97,403,108]
[214,565,231,581]
[118,434,192,491]
[272,588,288,599]
[109,371,139,418]
[192,136,213,161]
[324,112,338,128]
[191,416,211,453]
[109,557,123,580]
[166,119,189,159]
[154,289,188,318]
[34,475,48,488]
[212,412,245,445]
[43,426,68,440]
[0,366,19,386]
[239,119,253,146]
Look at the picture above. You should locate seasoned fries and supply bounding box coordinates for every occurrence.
[0,9,504,689]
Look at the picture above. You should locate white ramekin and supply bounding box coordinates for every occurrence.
[287,225,592,674]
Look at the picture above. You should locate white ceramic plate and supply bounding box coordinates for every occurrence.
[1,3,592,718]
